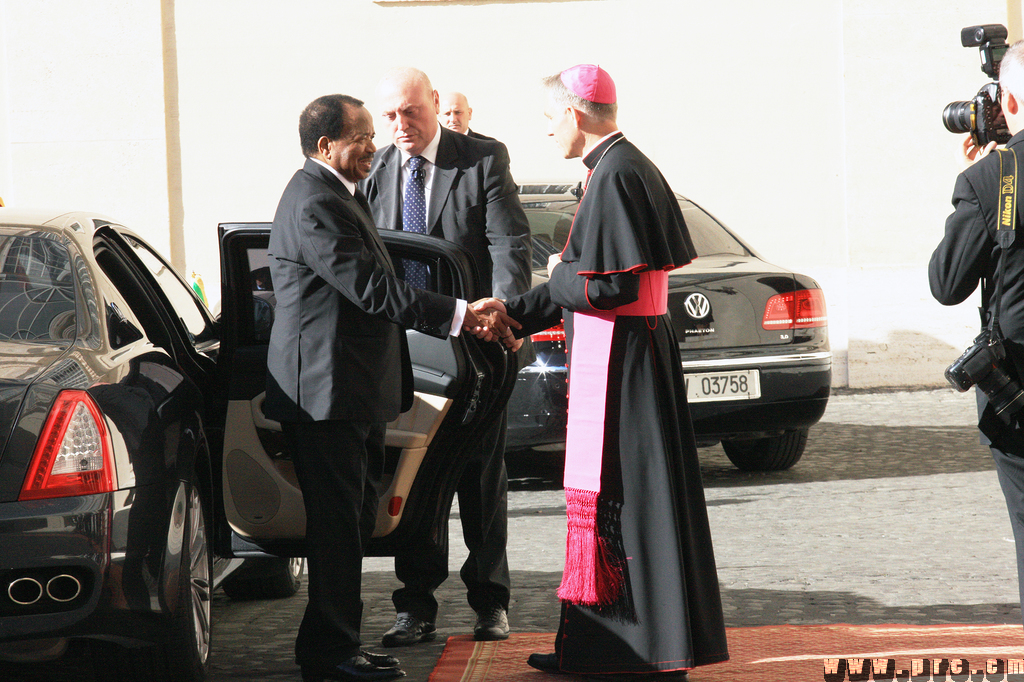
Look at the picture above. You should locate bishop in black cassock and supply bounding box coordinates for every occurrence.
[489,65,729,679]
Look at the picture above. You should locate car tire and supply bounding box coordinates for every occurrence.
[221,557,305,600]
[91,481,212,682]
[164,481,213,681]
[721,429,808,471]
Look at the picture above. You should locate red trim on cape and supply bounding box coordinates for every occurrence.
[577,257,696,276]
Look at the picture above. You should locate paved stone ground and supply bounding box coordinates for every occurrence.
[205,388,1021,681]
[4,388,1021,681]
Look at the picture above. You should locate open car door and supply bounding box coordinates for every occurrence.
[214,223,517,559]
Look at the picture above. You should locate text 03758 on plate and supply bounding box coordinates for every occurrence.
[684,369,761,403]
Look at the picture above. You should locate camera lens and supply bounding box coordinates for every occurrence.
[943,100,975,134]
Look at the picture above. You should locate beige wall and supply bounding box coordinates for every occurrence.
[0,1,172,249]
[1,0,1022,387]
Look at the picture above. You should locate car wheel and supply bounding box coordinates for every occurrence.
[222,557,305,600]
[174,483,213,678]
[91,482,212,681]
[721,429,808,471]
[158,482,213,681]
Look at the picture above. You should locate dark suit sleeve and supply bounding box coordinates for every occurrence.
[482,143,533,300]
[929,171,993,306]
[299,191,456,337]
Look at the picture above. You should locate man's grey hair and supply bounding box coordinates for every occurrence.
[542,73,617,122]
[1000,40,1024,102]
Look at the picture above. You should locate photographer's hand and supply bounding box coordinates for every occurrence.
[961,134,998,169]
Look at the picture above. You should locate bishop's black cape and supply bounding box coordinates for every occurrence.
[563,134,696,276]
[505,133,729,676]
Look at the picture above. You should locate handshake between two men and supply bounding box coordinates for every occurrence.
[463,254,561,349]
[463,298,522,351]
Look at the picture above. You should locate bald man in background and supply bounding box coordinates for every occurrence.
[439,91,493,140]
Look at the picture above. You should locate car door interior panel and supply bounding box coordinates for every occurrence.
[222,380,454,540]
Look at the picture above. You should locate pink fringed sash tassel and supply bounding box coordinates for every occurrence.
[558,487,623,605]
[558,271,668,606]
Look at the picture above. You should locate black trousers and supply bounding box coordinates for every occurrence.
[285,419,386,667]
[392,411,511,621]
[992,444,1024,628]
[977,390,1024,628]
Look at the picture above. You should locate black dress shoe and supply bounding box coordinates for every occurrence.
[527,652,565,674]
[473,605,510,641]
[301,655,406,682]
[381,612,437,647]
[360,650,399,668]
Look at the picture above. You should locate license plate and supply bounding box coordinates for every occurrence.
[684,369,761,403]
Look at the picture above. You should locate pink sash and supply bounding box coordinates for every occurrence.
[558,270,668,605]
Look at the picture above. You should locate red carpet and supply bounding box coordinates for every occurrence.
[429,625,1024,681]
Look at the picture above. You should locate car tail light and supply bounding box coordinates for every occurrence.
[531,322,566,343]
[762,289,827,330]
[19,390,116,501]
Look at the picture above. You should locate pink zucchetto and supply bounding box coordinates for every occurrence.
[559,64,616,104]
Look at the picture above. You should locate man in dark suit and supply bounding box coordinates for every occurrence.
[931,39,1024,631]
[361,67,532,646]
[266,94,503,682]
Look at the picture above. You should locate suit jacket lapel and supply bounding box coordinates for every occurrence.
[376,148,401,231]
[428,129,457,237]
[354,191,395,271]
[304,159,395,271]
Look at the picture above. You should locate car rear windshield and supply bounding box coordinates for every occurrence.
[0,234,76,343]
[677,200,751,257]
[524,198,750,266]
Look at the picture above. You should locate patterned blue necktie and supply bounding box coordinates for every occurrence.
[402,155,429,288]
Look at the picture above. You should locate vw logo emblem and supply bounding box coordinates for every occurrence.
[684,293,711,319]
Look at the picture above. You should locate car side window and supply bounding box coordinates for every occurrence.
[524,210,575,269]
[118,234,212,343]
[94,237,173,351]
[247,248,275,343]
[228,232,471,346]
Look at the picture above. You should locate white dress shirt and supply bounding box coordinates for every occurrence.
[398,125,443,212]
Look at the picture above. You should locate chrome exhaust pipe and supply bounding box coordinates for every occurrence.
[46,574,81,603]
[8,577,43,605]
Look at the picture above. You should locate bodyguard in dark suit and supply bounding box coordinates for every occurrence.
[266,94,501,682]
[361,68,532,645]
[930,40,1024,630]
[439,91,474,136]
[439,91,493,141]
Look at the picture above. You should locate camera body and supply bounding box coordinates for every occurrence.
[942,24,1012,147]
[946,329,1024,421]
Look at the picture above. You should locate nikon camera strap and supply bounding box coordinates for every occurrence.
[997,148,1018,246]
[984,148,1019,340]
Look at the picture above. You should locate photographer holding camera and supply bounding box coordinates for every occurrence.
[931,34,1024,629]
